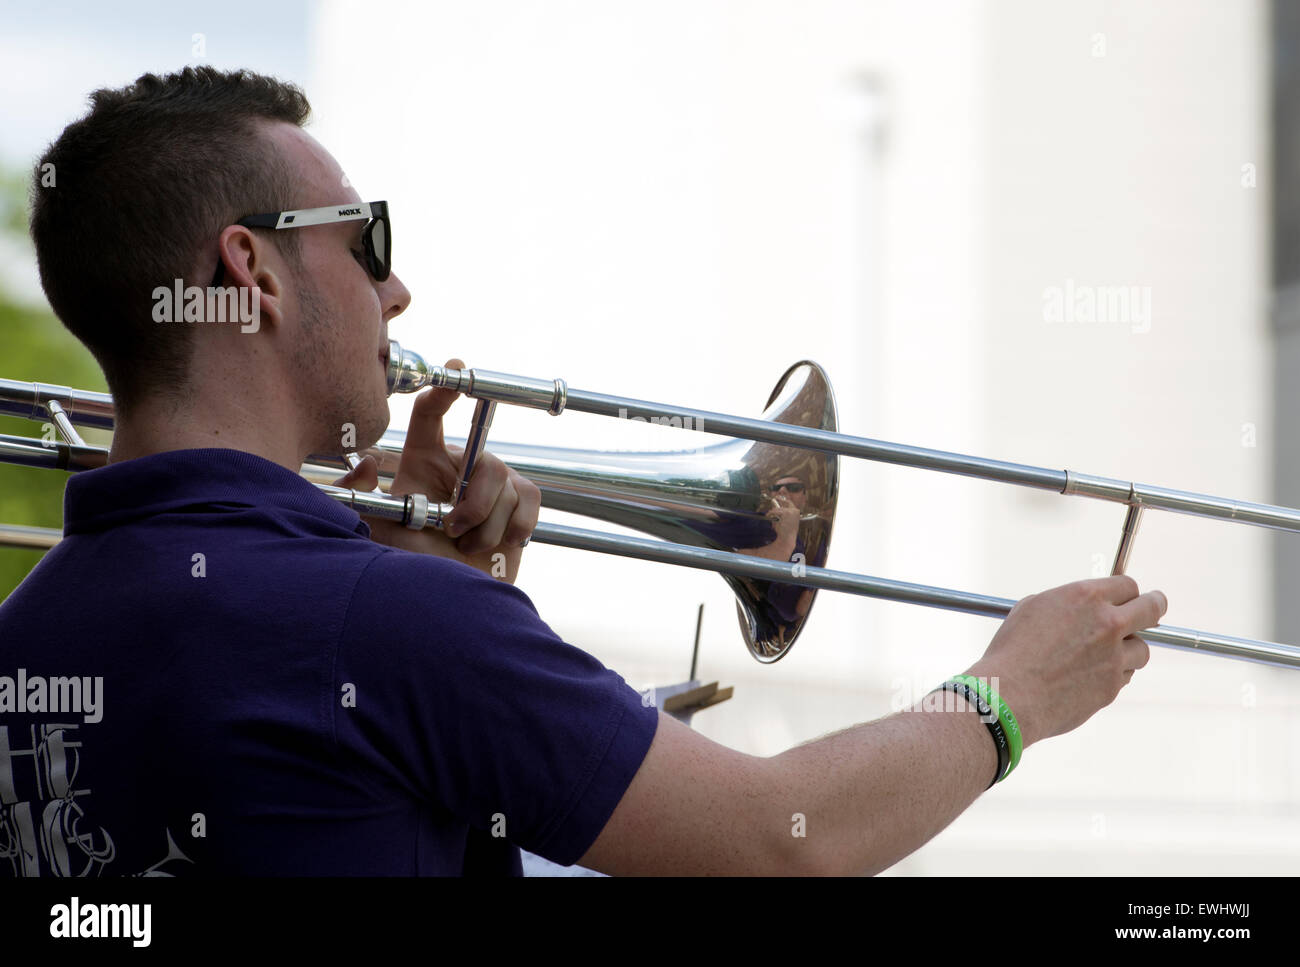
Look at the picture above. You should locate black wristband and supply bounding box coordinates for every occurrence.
[932,680,1010,789]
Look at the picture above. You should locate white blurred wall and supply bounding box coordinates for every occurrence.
[321,0,1290,872]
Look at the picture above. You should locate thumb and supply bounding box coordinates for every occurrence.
[402,357,467,455]
[333,454,380,492]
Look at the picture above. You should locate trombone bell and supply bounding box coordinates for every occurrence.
[380,342,840,662]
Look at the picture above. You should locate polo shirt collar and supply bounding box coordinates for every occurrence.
[62,448,370,538]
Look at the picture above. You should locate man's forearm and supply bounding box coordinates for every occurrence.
[585,579,1160,875]
[764,693,998,875]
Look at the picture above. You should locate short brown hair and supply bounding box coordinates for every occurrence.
[29,67,311,414]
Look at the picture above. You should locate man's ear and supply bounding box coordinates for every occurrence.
[216,224,285,331]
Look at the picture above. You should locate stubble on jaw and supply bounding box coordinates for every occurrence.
[291,280,389,457]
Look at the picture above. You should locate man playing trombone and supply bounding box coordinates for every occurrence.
[0,67,1166,877]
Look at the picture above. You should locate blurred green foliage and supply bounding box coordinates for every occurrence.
[0,168,29,238]
[0,168,106,600]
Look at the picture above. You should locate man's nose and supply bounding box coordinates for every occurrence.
[381,271,412,320]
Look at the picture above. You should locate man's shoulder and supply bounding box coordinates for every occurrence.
[352,545,539,613]
[338,545,556,668]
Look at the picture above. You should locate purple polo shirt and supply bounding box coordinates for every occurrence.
[0,448,658,876]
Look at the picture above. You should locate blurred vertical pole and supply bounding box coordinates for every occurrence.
[827,73,886,674]
[1272,1,1300,642]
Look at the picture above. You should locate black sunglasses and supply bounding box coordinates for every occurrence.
[772,481,805,494]
[212,200,390,285]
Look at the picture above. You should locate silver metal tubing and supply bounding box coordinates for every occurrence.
[395,355,1067,493]
[11,359,1300,535]
[315,483,436,531]
[0,433,107,473]
[44,400,85,446]
[10,358,1300,537]
[0,523,63,550]
[0,378,116,430]
[5,345,1300,669]
[532,520,1300,671]
[6,452,1298,671]
[388,343,1300,535]
[456,399,498,504]
[1111,485,1144,575]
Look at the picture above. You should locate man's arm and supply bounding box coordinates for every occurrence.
[578,701,997,876]
[580,576,1165,876]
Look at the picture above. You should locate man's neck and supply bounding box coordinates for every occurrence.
[109,392,307,472]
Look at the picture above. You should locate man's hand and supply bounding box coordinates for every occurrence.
[734,494,800,563]
[334,356,541,583]
[765,493,801,545]
[965,575,1167,748]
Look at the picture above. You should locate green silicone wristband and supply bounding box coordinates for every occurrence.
[949,674,1023,779]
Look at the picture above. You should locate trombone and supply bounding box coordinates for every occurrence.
[3,340,1300,670]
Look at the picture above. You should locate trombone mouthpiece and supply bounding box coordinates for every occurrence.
[384,340,565,413]
[387,339,436,395]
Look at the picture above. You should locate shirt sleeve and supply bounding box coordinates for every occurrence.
[331,547,659,866]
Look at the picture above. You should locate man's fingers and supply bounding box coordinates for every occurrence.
[450,468,539,555]
[1120,635,1152,672]
[391,358,467,498]
[382,353,538,560]
[1093,574,1141,605]
[444,453,509,539]
[397,357,465,466]
[503,474,541,547]
[455,478,516,555]
[1113,589,1168,637]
